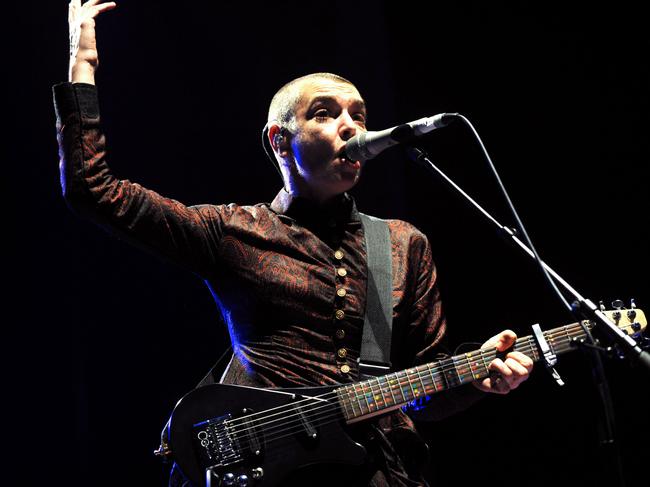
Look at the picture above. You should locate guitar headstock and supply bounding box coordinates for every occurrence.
[599,300,646,339]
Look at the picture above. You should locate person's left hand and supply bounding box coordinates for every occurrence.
[473,329,533,394]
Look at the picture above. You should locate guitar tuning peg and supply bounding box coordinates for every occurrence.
[599,300,606,311]
[611,299,625,310]
[630,298,637,309]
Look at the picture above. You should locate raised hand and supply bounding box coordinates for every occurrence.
[68,0,117,84]
[473,329,534,394]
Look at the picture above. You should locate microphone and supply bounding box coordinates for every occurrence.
[345,113,457,161]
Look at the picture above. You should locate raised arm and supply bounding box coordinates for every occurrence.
[68,0,117,84]
[55,1,226,276]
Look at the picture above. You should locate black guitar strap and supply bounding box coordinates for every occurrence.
[358,213,393,379]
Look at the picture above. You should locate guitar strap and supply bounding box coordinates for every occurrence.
[358,213,393,379]
[195,213,394,385]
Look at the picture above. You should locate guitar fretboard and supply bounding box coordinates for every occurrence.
[335,319,593,421]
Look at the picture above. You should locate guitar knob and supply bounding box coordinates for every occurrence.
[223,473,235,486]
[251,467,264,479]
[205,467,220,487]
[237,474,249,486]
[611,299,624,310]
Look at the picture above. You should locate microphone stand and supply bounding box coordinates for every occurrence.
[406,145,650,371]
[405,143,650,486]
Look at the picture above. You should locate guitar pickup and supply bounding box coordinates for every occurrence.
[292,395,319,440]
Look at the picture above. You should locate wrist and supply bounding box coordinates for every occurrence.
[69,59,96,85]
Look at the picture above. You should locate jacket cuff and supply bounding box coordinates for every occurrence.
[53,82,99,123]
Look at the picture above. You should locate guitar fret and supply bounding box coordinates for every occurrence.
[527,336,538,362]
[376,376,391,407]
[405,368,417,401]
[478,348,493,379]
[465,353,476,381]
[355,383,368,416]
[430,364,445,392]
[372,377,387,409]
[466,351,487,380]
[395,371,407,402]
[338,388,350,419]
[361,381,374,412]
[414,367,426,398]
[387,373,399,405]
[423,363,437,394]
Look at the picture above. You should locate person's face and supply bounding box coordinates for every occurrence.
[287,78,367,202]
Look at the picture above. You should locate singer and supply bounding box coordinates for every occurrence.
[56,2,533,486]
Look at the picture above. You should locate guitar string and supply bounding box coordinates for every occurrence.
[209,318,643,457]
[219,333,582,449]
[220,322,588,431]
[221,324,586,442]
[218,323,585,433]
[227,339,582,453]
[229,339,579,448]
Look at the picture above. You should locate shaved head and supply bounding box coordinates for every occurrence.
[268,73,356,132]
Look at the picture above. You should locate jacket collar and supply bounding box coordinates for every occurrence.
[269,188,361,226]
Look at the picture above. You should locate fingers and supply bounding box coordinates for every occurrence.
[507,351,534,374]
[481,329,517,352]
[95,2,117,14]
[71,0,117,21]
[494,329,517,352]
[473,350,533,395]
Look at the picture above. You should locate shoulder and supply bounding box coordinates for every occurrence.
[359,212,431,263]
[382,217,430,252]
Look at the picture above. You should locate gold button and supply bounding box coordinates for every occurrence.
[335,329,345,339]
[336,288,346,298]
[335,309,345,320]
[340,364,351,374]
[337,348,347,358]
[334,250,344,260]
[337,267,347,277]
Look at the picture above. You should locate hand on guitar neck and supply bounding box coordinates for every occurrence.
[472,330,534,394]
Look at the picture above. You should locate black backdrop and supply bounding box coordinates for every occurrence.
[6,1,649,486]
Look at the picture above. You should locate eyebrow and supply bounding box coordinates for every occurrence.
[308,95,367,113]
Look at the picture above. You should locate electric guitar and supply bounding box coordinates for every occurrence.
[166,307,646,486]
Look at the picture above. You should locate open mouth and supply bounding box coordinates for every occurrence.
[336,148,359,167]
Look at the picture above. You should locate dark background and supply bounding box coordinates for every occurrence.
[6,1,648,486]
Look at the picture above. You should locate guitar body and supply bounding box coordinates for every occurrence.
[168,383,368,486]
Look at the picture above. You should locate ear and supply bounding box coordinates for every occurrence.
[268,123,290,155]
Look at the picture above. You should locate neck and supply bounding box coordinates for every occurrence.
[283,182,343,207]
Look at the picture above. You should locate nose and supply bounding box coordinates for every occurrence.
[338,111,358,141]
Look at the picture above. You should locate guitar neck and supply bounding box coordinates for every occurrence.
[336,318,593,422]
